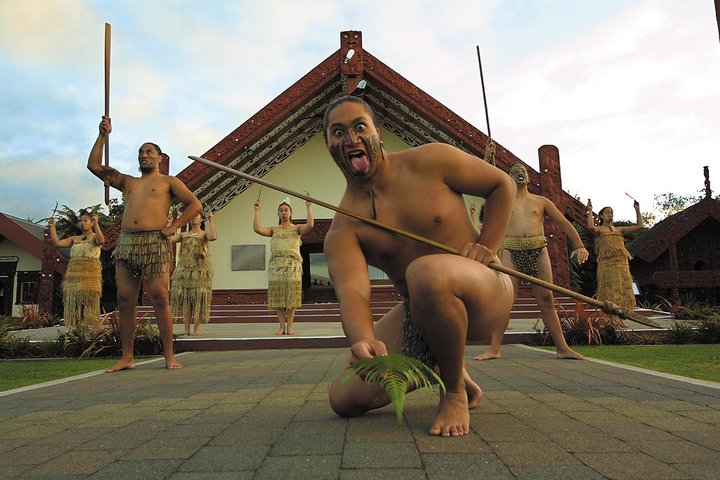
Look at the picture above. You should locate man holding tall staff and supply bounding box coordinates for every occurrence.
[473,163,588,361]
[88,116,201,371]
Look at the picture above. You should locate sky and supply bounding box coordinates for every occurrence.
[1,0,719,224]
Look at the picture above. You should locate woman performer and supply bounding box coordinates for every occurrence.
[48,213,105,332]
[254,198,314,335]
[169,211,217,336]
[587,199,643,311]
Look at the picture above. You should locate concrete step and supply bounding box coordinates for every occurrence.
[136,296,598,324]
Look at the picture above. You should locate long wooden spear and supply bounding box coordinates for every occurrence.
[476,45,496,166]
[103,23,111,205]
[189,155,661,328]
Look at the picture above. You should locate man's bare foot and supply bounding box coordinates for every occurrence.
[429,390,470,437]
[287,328,296,335]
[274,326,285,335]
[105,359,135,373]
[193,330,201,336]
[463,369,484,409]
[165,356,182,370]
[472,350,501,361]
[556,349,587,360]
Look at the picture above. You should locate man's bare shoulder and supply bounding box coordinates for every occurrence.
[326,215,353,237]
[524,191,552,209]
[397,142,456,161]
[324,216,360,250]
[390,143,460,175]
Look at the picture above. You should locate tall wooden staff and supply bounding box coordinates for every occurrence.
[188,155,660,329]
[476,45,496,166]
[103,23,111,205]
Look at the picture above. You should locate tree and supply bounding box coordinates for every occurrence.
[43,202,124,313]
[653,192,700,220]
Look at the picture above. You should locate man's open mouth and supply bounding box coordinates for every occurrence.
[347,149,368,173]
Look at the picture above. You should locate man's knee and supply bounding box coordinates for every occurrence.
[535,290,554,308]
[328,376,385,417]
[116,291,136,310]
[329,391,366,418]
[147,287,169,308]
[406,256,448,296]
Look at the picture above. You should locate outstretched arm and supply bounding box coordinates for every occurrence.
[586,199,599,235]
[205,211,218,241]
[543,198,588,263]
[253,200,273,237]
[87,117,125,191]
[296,201,314,235]
[91,215,105,246]
[47,218,74,248]
[325,226,386,360]
[618,200,644,235]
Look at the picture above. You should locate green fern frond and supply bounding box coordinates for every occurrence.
[342,353,445,424]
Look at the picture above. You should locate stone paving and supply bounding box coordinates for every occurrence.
[1,345,720,479]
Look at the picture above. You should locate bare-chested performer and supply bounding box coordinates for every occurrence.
[324,96,516,437]
[87,116,202,372]
[474,163,588,361]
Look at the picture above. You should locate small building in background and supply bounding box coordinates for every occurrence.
[0,212,66,317]
[629,167,720,305]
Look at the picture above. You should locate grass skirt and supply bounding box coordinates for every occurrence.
[267,253,302,310]
[62,258,102,330]
[171,237,213,323]
[596,231,635,309]
[502,235,547,277]
[113,230,172,278]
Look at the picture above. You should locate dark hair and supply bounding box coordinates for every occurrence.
[322,95,378,142]
[139,142,163,155]
[597,206,612,226]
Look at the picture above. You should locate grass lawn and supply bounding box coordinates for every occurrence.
[0,358,129,392]
[560,344,720,383]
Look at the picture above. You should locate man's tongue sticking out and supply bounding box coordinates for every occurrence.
[351,153,369,174]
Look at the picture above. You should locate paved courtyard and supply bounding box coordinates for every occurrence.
[1,344,719,479]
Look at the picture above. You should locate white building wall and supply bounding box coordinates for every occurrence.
[209,134,342,290]
[0,239,42,316]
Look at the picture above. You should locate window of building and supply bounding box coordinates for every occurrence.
[19,282,36,304]
[15,271,40,304]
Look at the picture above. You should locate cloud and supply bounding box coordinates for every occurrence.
[1,0,718,225]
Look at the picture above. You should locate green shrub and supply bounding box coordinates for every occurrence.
[667,321,698,344]
[16,304,52,329]
[697,315,720,343]
[0,311,165,359]
[536,300,628,346]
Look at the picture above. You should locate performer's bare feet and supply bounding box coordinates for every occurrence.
[165,355,182,370]
[192,329,201,336]
[472,349,501,361]
[429,390,470,437]
[463,369,484,409]
[556,348,587,360]
[287,327,296,335]
[105,358,135,373]
[274,326,285,335]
